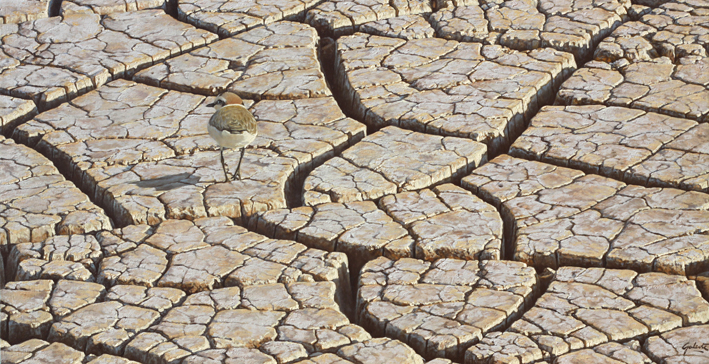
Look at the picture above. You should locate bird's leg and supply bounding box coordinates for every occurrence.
[220,147,229,182]
[233,147,245,181]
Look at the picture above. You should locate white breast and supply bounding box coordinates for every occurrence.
[208,124,257,149]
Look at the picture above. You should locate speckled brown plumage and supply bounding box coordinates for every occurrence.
[209,105,257,136]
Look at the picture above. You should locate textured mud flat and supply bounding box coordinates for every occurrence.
[1,0,708,363]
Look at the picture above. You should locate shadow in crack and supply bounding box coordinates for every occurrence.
[131,172,202,191]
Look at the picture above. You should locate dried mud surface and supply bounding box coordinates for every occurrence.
[1,0,708,363]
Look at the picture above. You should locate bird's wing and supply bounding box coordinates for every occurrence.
[210,105,258,135]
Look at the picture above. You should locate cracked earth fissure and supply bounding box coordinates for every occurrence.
[3,1,709,362]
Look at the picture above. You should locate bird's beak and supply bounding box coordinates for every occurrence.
[206,101,217,108]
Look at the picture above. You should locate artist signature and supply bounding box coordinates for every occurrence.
[683,342,709,354]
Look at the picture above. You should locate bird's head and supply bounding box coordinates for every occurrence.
[207,92,244,110]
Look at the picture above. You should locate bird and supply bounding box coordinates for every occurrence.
[206,92,258,182]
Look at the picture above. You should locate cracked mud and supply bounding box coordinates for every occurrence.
[1,0,708,363]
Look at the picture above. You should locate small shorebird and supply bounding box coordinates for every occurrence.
[206,92,258,182]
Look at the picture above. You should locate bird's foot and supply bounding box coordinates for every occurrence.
[231,171,241,181]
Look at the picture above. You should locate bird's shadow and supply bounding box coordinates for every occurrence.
[131,172,202,191]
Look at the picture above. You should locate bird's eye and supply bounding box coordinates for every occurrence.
[218,99,226,105]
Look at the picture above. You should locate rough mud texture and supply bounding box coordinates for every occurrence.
[557,0,709,122]
[13,80,364,226]
[122,283,409,364]
[2,339,86,363]
[335,33,576,153]
[379,184,503,261]
[2,340,144,363]
[0,95,37,135]
[357,256,538,361]
[2,271,430,364]
[353,0,633,61]
[303,126,487,205]
[467,266,709,363]
[463,155,709,275]
[306,0,432,37]
[0,278,183,353]
[177,0,322,37]
[359,15,435,40]
[3,1,709,363]
[553,341,652,364]
[2,279,106,344]
[0,0,50,24]
[135,21,331,99]
[0,136,111,249]
[0,10,216,110]
[60,0,167,15]
[511,105,709,192]
[430,4,491,44]
[176,338,437,364]
[645,325,709,363]
[557,58,709,122]
[255,183,503,275]
[0,64,94,112]
[96,217,351,308]
[594,0,709,64]
[6,234,103,283]
[436,0,631,60]
[1,234,378,362]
